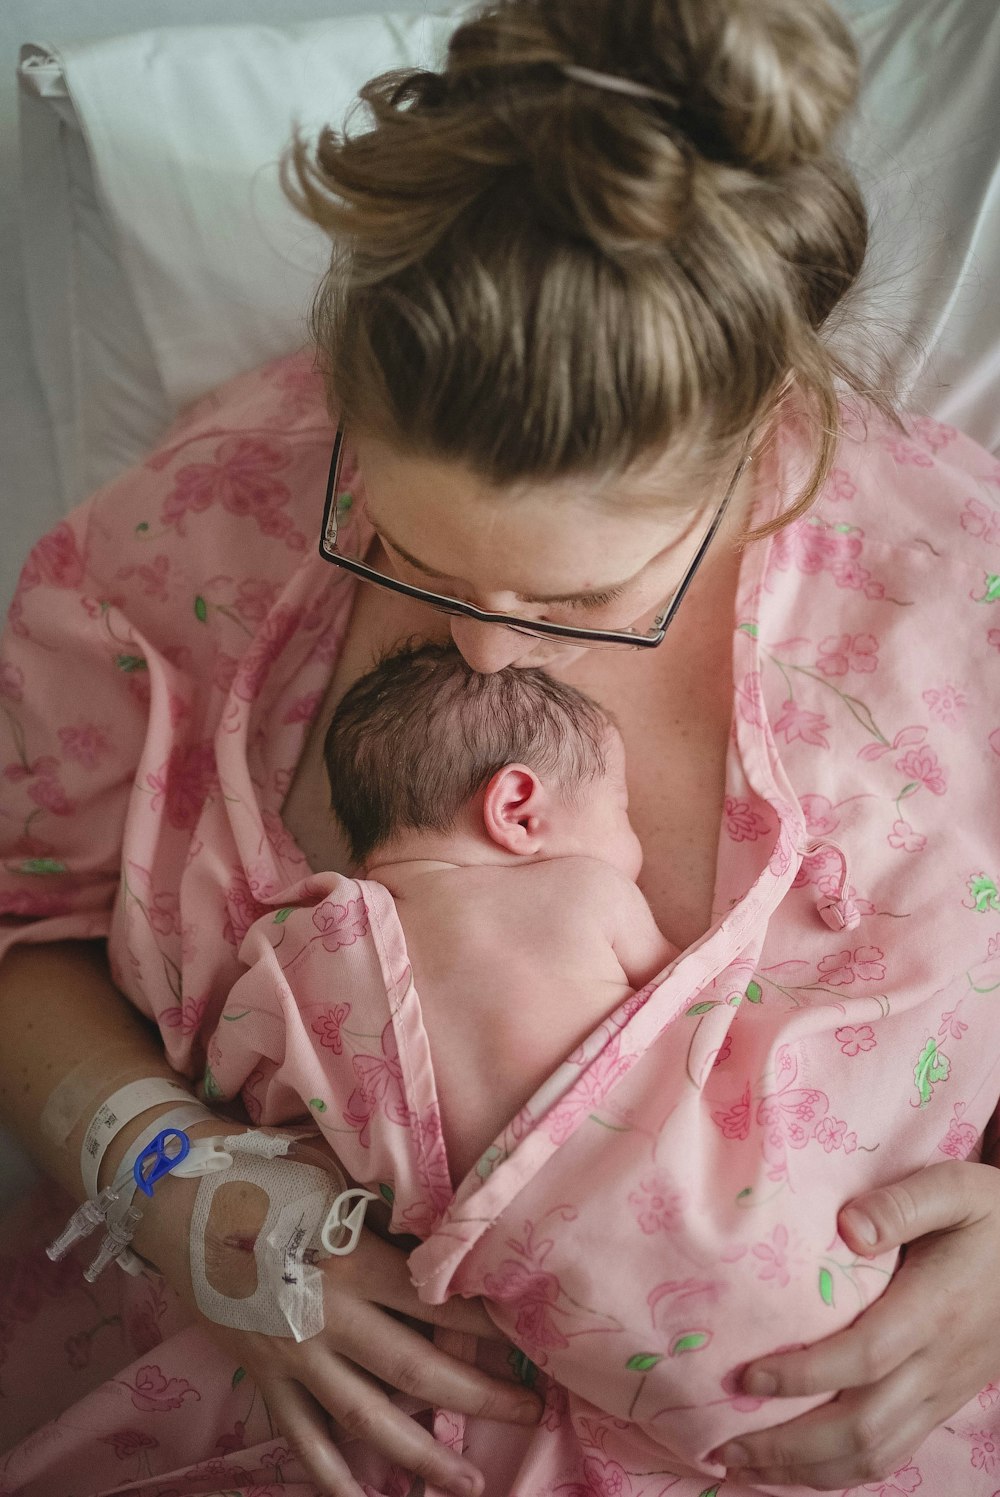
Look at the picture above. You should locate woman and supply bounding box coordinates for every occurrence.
[2,0,1000,1493]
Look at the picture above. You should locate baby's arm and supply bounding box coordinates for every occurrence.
[608,875,678,990]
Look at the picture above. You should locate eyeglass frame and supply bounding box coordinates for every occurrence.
[318,424,751,649]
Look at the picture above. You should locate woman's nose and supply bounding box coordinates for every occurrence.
[448,617,531,674]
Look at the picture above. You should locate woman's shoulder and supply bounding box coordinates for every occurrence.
[814,399,1000,571]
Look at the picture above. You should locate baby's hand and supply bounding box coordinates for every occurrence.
[610,875,677,989]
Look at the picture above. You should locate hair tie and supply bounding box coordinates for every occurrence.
[559,63,678,111]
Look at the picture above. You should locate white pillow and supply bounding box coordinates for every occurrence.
[16,1,1000,512]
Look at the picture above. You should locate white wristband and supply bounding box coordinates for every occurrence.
[80,1076,202,1202]
[106,1101,217,1275]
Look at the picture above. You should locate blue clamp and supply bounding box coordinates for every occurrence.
[133,1127,192,1197]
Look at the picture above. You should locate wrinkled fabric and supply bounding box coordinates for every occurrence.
[1,349,999,1496]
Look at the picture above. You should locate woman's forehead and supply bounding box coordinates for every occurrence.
[352,430,709,595]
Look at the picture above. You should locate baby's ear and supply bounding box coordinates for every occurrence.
[481,764,548,856]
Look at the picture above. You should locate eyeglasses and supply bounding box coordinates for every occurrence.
[318,425,751,650]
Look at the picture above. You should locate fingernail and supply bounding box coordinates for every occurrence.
[714,1442,748,1467]
[841,1207,878,1246]
[514,1397,543,1424]
[458,1474,482,1497]
[742,1369,777,1396]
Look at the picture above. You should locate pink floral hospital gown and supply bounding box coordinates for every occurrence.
[1,348,999,1497]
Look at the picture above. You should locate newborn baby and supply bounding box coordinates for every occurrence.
[321,640,674,1181]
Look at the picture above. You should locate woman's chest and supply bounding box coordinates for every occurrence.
[281,576,737,949]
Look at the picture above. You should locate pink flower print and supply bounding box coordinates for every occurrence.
[100,1429,159,1460]
[160,996,207,1036]
[57,721,112,770]
[312,1002,351,1055]
[815,1116,848,1152]
[961,497,1000,544]
[938,1102,978,1160]
[826,467,857,502]
[410,1105,454,1217]
[482,1262,569,1352]
[910,415,956,452]
[800,794,839,835]
[895,745,947,795]
[146,889,181,936]
[836,1024,877,1057]
[145,741,218,830]
[3,755,76,816]
[921,683,966,725]
[845,1461,923,1495]
[19,521,87,589]
[818,945,886,986]
[344,1021,409,1148]
[115,553,170,601]
[119,1363,200,1412]
[712,1033,733,1069]
[234,577,278,622]
[215,1418,248,1455]
[883,435,933,467]
[629,1174,683,1234]
[988,628,1000,652]
[735,670,766,727]
[938,1007,968,1041]
[161,435,293,538]
[724,795,770,842]
[752,1224,793,1288]
[543,1036,631,1146]
[712,1082,751,1141]
[816,632,878,677]
[888,820,927,853]
[769,520,839,577]
[282,690,323,725]
[581,1457,632,1496]
[312,895,369,952]
[223,871,265,948]
[231,605,304,702]
[970,1429,1000,1473]
[991,728,1000,758]
[774,699,830,748]
[0,660,23,701]
[978,1382,1000,1410]
[214,651,239,695]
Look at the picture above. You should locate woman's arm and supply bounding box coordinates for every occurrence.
[0,940,541,1497]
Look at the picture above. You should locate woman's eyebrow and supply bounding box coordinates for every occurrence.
[366,511,637,604]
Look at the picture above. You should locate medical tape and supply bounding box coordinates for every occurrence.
[80,1076,203,1201]
[189,1132,369,1342]
[40,1049,145,1148]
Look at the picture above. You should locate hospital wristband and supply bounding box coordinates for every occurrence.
[103,1101,217,1275]
[80,1076,197,1202]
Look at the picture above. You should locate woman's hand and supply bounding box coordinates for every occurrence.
[709,1161,1000,1490]
[137,1130,542,1497]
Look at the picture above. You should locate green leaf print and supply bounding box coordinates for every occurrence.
[736,1187,753,1200]
[819,1267,835,1306]
[221,1010,251,1022]
[135,521,150,533]
[202,1065,222,1101]
[745,980,763,1003]
[968,874,1000,913]
[115,654,148,672]
[273,907,294,923]
[698,1487,722,1497]
[686,1001,717,1016]
[670,1331,711,1355]
[626,1353,664,1372]
[18,858,67,875]
[913,1037,950,1107]
[973,573,1000,604]
[308,1098,328,1113]
[231,1366,246,1389]
[379,1183,395,1204]
[737,621,759,638]
[336,491,354,515]
[194,595,208,622]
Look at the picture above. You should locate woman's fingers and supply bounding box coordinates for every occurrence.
[301,1344,487,1497]
[330,1295,542,1428]
[255,1373,368,1497]
[710,1354,932,1486]
[837,1159,992,1256]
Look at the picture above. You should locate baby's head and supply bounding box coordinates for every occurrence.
[323,640,642,880]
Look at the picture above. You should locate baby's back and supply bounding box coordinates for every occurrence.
[382,858,637,1183]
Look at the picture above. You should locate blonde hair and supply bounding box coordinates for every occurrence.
[281,0,893,531]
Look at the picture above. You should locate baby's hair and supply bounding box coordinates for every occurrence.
[324,640,611,864]
[281,0,899,536]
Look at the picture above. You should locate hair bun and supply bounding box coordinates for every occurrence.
[677,0,860,169]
